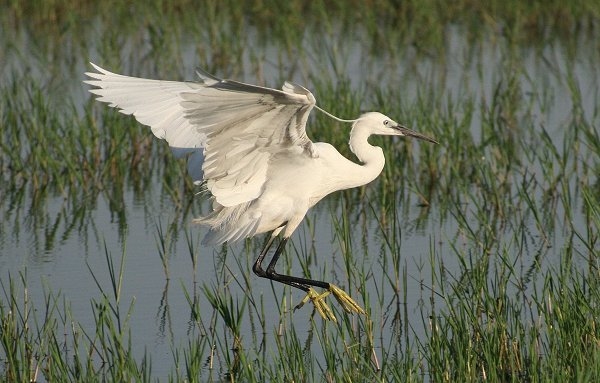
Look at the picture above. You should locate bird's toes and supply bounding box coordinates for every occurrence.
[328,284,366,315]
[295,288,337,322]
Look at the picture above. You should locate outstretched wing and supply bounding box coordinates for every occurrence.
[85,63,317,206]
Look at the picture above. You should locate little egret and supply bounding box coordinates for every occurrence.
[85,63,438,321]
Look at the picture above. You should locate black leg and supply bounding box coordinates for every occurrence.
[253,234,312,292]
[264,237,330,290]
[252,234,276,277]
[252,231,365,320]
[252,236,329,291]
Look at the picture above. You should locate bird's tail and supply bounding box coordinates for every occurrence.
[194,201,259,245]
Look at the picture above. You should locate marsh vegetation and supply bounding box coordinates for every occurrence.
[1,1,599,381]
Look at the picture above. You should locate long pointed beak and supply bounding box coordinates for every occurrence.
[395,125,439,144]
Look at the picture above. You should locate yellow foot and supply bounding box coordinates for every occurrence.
[328,284,366,315]
[294,285,365,321]
[295,288,336,321]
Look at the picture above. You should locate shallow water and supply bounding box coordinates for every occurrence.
[1,18,598,379]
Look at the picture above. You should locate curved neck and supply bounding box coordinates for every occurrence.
[346,123,386,187]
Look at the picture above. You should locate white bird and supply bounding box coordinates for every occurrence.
[84,63,438,321]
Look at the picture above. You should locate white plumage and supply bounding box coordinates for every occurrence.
[85,63,437,321]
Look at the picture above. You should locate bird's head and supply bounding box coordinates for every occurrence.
[356,112,438,144]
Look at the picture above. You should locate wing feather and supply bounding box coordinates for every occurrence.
[85,64,207,183]
[85,63,318,210]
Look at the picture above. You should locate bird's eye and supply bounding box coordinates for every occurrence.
[383,120,390,126]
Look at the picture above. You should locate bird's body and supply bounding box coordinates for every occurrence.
[200,138,384,244]
[85,64,437,320]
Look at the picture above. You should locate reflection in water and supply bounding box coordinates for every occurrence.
[1,13,598,380]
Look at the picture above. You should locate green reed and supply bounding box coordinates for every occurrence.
[1,0,599,382]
